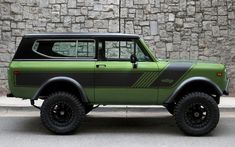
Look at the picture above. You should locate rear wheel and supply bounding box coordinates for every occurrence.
[40,91,85,134]
[174,92,219,136]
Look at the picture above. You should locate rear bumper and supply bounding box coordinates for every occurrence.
[223,79,230,95]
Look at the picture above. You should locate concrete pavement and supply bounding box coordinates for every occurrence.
[0,96,235,111]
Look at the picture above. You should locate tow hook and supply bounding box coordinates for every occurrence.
[30,100,41,110]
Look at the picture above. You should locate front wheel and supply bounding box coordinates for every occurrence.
[174,92,219,136]
[40,92,85,134]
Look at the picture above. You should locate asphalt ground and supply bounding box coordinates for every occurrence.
[0,108,235,147]
[0,96,235,147]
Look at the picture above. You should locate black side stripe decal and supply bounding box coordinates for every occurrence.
[151,63,193,87]
[15,63,193,88]
[15,72,142,87]
[15,73,94,87]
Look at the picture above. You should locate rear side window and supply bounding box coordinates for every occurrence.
[52,41,77,57]
[32,40,95,58]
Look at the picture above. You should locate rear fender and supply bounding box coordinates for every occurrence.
[31,76,89,103]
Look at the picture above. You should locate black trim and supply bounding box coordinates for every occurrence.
[165,77,224,104]
[7,93,14,97]
[30,100,41,109]
[13,38,39,59]
[151,63,193,87]
[13,35,140,60]
[223,91,229,95]
[24,32,140,39]
[13,38,98,60]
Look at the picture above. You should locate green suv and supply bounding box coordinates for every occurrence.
[7,32,229,135]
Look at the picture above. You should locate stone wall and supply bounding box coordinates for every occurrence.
[0,0,234,96]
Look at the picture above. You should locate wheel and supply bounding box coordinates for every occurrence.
[40,91,85,134]
[174,92,219,136]
[84,104,93,114]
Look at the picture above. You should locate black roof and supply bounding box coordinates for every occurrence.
[24,32,140,39]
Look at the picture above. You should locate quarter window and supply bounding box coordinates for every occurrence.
[32,40,95,58]
[136,44,150,62]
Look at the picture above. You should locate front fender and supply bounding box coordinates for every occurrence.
[165,77,223,104]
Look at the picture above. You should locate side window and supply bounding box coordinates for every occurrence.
[105,41,134,60]
[77,41,95,57]
[103,40,151,61]
[33,40,95,58]
[52,41,77,57]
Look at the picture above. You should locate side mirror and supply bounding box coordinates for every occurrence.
[130,54,138,68]
[130,54,137,63]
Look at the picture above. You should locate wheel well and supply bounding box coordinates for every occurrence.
[38,81,85,103]
[172,81,221,104]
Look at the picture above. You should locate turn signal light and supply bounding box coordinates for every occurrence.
[216,72,223,77]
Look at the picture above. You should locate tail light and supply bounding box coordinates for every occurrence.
[13,70,20,75]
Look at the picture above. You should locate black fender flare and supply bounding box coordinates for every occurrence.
[31,76,89,103]
[165,77,223,104]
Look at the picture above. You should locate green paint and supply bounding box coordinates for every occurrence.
[8,38,229,106]
[94,88,157,104]
[8,61,96,102]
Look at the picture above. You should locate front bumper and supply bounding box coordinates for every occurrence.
[223,79,230,95]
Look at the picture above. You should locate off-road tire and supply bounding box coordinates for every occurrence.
[40,91,85,134]
[174,92,219,136]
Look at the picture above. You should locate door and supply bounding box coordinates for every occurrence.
[94,39,159,104]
